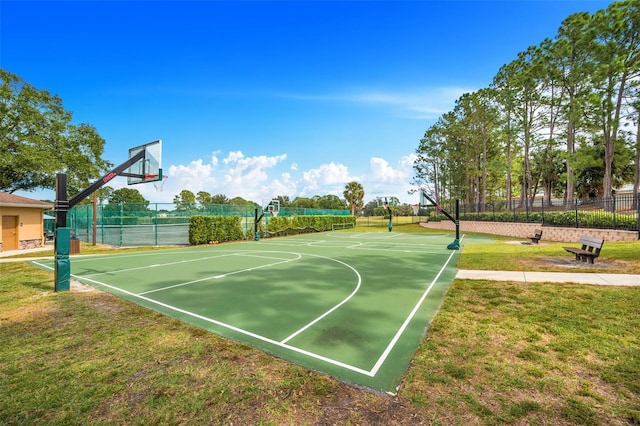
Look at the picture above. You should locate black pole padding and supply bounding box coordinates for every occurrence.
[455,199,460,240]
[55,173,68,229]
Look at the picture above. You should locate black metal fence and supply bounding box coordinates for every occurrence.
[433,194,639,234]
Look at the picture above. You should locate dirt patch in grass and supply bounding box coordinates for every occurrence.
[71,279,97,292]
[523,256,634,271]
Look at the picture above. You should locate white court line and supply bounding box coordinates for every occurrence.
[82,253,237,277]
[67,247,195,264]
[280,254,361,344]
[138,252,302,295]
[368,235,464,376]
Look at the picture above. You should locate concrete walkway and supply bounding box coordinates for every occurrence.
[2,247,638,286]
[0,247,53,261]
[456,269,640,286]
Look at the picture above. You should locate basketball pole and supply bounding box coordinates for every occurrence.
[53,150,147,291]
[254,208,264,241]
[384,199,393,232]
[421,192,460,250]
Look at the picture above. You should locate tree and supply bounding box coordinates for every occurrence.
[589,0,640,203]
[413,1,639,210]
[229,196,256,206]
[0,69,112,194]
[343,181,364,216]
[554,11,596,208]
[103,187,149,214]
[412,121,449,202]
[173,190,196,211]
[290,197,317,209]
[274,195,291,207]
[109,187,147,204]
[210,194,229,205]
[96,186,114,204]
[196,191,213,206]
[395,203,414,216]
[361,199,378,217]
[314,194,348,210]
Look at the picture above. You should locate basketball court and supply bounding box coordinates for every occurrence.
[34,231,463,393]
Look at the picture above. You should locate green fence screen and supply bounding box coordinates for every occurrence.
[64,203,351,247]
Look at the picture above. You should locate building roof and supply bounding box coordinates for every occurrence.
[0,192,54,209]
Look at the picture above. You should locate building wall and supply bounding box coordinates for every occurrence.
[420,220,638,243]
[0,206,45,251]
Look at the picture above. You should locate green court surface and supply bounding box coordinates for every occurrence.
[34,231,465,393]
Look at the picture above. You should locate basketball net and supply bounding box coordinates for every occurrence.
[151,175,168,192]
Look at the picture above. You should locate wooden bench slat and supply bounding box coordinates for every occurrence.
[563,236,604,264]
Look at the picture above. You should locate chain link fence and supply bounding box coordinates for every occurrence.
[64,203,350,247]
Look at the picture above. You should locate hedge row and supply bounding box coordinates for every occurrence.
[188,216,245,245]
[188,215,356,245]
[262,215,355,237]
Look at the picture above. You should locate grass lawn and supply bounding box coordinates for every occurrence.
[1,226,639,424]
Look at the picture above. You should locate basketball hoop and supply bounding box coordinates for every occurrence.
[146,174,168,192]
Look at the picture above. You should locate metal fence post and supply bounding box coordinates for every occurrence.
[637,194,640,239]
[119,202,123,247]
[613,195,617,230]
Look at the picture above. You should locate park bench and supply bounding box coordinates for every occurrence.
[528,229,543,244]
[563,236,604,264]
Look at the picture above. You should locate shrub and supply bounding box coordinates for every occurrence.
[189,216,244,245]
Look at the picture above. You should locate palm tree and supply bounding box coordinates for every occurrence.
[343,181,364,216]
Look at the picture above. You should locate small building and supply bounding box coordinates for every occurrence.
[0,193,53,252]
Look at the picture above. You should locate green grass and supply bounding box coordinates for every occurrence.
[2,229,639,424]
[457,238,640,274]
[402,280,640,425]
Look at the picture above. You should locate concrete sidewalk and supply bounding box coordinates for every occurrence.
[0,247,53,261]
[456,269,640,286]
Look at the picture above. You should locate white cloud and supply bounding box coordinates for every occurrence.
[112,150,421,207]
[276,86,472,120]
[169,159,215,187]
[363,154,418,203]
[369,157,400,182]
[222,151,287,194]
[300,162,356,196]
[139,151,288,204]
[369,154,416,183]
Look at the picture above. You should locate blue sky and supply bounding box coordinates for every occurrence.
[2,0,614,205]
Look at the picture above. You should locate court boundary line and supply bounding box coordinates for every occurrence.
[369,245,460,376]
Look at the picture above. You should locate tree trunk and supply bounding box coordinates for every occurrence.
[634,117,640,210]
